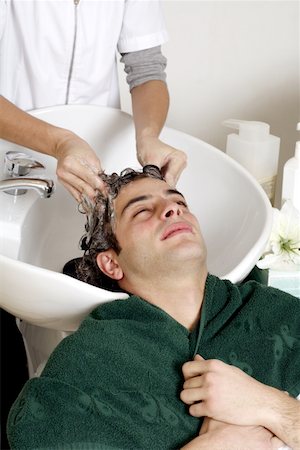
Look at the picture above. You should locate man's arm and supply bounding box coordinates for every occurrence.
[181,419,282,450]
[181,355,300,449]
[131,80,187,187]
[263,388,300,450]
[0,95,103,200]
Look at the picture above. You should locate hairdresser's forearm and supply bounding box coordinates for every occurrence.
[131,80,169,148]
[0,95,78,158]
[263,387,300,449]
[130,81,186,185]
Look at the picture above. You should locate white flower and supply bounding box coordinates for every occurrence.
[256,200,300,271]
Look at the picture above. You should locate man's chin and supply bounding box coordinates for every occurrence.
[165,243,206,265]
[162,234,203,251]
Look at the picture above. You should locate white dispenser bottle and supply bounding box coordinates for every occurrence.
[223,119,280,205]
[281,122,300,212]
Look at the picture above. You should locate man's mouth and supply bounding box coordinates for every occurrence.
[161,222,193,240]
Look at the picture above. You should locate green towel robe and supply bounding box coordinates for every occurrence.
[7,275,300,449]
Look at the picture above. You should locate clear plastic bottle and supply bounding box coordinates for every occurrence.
[281,122,300,212]
[223,119,280,205]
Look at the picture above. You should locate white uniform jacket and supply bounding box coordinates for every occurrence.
[0,0,168,111]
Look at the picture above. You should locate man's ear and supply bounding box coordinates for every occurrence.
[96,250,123,281]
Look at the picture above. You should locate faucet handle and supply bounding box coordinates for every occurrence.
[4,151,45,176]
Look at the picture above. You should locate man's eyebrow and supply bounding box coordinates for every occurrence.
[121,195,152,216]
[166,189,185,199]
[121,189,186,216]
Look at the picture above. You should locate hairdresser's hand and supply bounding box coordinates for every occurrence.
[136,136,187,187]
[55,132,105,202]
[181,355,278,428]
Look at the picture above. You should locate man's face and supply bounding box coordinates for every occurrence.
[111,177,207,282]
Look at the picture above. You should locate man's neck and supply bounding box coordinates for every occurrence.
[125,268,208,331]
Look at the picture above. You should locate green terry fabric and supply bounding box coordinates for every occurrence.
[7,275,300,449]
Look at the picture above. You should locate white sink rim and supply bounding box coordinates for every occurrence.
[0,104,273,331]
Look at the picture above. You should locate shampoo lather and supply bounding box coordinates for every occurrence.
[223,119,280,205]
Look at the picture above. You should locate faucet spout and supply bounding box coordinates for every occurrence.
[0,178,55,198]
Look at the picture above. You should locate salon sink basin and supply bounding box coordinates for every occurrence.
[0,105,272,332]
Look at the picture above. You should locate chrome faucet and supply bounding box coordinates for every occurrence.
[0,177,54,198]
[1,150,55,197]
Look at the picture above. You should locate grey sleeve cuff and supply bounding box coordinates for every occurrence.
[120,46,167,92]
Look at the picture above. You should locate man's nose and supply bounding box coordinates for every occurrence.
[161,202,183,219]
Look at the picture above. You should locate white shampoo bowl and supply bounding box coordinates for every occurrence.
[0,105,272,332]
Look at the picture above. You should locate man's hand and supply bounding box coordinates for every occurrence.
[181,355,277,427]
[181,355,300,449]
[54,133,105,202]
[199,417,284,449]
[136,135,187,187]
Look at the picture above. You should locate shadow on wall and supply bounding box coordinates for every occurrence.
[156,1,299,209]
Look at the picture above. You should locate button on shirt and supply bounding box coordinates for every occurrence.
[0,0,168,111]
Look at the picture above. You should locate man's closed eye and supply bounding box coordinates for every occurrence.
[133,208,151,218]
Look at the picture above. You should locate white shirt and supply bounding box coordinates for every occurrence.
[0,0,168,111]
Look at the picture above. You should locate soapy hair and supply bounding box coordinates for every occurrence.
[76,165,163,291]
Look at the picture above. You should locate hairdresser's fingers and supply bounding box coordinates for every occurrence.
[161,149,187,187]
[59,172,99,201]
[60,182,82,203]
[55,136,105,200]
[136,136,187,186]
[57,157,104,193]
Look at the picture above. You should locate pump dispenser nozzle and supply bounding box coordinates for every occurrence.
[222,119,270,141]
[223,119,280,205]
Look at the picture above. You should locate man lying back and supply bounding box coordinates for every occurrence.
[7,166,300,449]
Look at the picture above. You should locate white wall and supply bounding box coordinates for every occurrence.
[118,0,299,206]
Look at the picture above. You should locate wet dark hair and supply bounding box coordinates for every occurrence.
[76,165,164,291]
